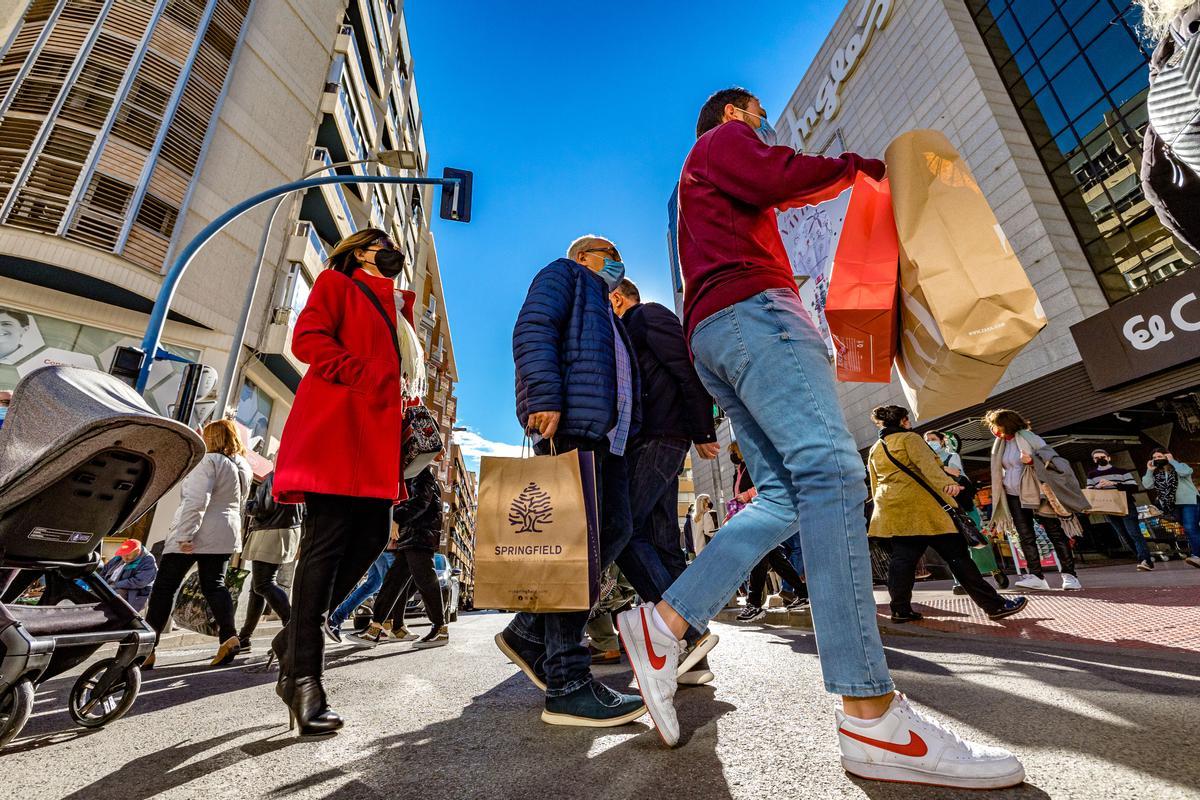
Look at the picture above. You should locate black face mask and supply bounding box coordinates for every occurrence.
[369,248,405,279]
[1094,457,1109,466]
[1154,458,1170,468]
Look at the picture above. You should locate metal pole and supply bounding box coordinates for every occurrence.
[136,173,460,392]
[212,157,382,418]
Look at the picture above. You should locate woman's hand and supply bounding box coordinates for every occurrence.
[1096,479,1115,488]
[943,484,962,497]
[1020,453,1033,465]
[179,541,195,555]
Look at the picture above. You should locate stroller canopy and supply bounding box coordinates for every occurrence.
[0,366,204,532]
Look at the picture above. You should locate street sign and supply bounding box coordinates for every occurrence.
[440,167,473,223]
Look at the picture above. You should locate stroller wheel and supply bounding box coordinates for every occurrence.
[0,679,35,748]
[68,659,141,729]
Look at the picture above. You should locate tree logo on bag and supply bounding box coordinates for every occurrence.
[509,482,553,533]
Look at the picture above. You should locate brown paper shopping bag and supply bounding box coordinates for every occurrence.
[1082,488,1129,516]
[885,130,1047,420]
[474,448,600,612]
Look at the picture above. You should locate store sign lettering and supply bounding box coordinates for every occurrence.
[1071,268,1200,391]
[796,0,894,142]
[1121,292,1200,350]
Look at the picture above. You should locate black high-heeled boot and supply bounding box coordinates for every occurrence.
[270,630,291,699]
[280,676,343,738]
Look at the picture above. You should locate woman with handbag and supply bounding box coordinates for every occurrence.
[985,409,1083,592]
[691,494,718,557]
[1143,449,1200,568]
[271,228,423,737]
[236,471,303,651]
[144,419,253,668]
[868,406,1026,623]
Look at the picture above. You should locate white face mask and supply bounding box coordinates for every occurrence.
[926,440,943,453]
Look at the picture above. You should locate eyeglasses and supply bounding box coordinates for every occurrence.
[582,247,620,260]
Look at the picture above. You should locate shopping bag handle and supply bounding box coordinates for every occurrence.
[521,433,556,458]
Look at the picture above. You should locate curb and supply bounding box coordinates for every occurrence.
[155,620,285,651]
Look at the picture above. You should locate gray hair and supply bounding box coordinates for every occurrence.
[567,234,619,263]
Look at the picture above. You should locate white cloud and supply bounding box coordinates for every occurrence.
[453,427,524,472]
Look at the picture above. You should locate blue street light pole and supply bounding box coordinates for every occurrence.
[133,171,470,393]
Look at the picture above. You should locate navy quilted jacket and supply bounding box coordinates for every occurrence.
[514,258,640,442]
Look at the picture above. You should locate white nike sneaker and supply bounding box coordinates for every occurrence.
[616,603,682,746]
[1011,574,1050,591]
[838,694,1025,789]
[1060,574,1083,591]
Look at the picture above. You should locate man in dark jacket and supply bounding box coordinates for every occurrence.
[348,466,448,648]
[497,234,646,729]
[612,88,1025,790]
[100,539,157,613]
[608,279,720,683]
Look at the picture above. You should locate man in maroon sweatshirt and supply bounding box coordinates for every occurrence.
[617,88,1025,790]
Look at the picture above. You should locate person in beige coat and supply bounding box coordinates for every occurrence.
[867,405,1026,623]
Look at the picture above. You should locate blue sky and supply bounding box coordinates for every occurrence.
[406,1,841,468]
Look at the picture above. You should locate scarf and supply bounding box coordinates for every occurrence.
[989,429,1041,536]
[1154,466,1180,519]
[395,304,427,400]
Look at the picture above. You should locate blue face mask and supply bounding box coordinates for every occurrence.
[598,258,625,292]
[741,109,779,147]
[0,406,6,428]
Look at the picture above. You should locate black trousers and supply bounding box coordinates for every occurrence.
[238,560,291,640]
[145,552,236,643]
[748,546,808,607]
[1006,495,1076,578]
[886,533,1006,615]
[274,493,392,678]
[372,548,444,629]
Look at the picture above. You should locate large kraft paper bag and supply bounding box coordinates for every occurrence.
[825,174,899,383]
[885,130,1046,420]
[1082,488,1129,516]
[474,449,600,612]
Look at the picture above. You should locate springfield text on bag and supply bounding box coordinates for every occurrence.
[495,544,564,556]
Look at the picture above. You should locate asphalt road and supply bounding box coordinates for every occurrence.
[1,612,1197,800]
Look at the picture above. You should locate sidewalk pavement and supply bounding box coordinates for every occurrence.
[716,560,1200,658]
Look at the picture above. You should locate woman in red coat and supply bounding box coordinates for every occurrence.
[270,227,418,737]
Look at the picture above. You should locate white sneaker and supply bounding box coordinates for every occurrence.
[1011,574,1050,591]
[838,694,1025,789]
[616,603,682,746]
[1061,574,1082,591]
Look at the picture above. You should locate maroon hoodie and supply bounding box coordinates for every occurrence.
[677,119,886,340]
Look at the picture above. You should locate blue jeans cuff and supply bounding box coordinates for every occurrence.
[826,679,896,698]
[507,616,544,646]
[545,675,592,699]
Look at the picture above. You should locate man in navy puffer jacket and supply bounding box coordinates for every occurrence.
[496,234,647,728]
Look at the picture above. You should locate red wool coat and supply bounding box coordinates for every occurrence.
[273,269,415,504]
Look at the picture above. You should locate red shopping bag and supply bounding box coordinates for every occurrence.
[825,174,900,383]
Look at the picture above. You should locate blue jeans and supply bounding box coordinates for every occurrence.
[1178,503,1200,557]
[507,436,633,697]
[780,532,805,592]
[1106,508,1151,563]
[330,551,394,628]
[664,289,893,697]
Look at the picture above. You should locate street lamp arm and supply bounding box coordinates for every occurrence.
[211,156,407,417]
[137,172,462,393]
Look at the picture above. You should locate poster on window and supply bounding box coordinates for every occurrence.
[0,306,199,417]
[776,187,852,357]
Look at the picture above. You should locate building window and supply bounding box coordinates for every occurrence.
[966,0,1193,303]
[236,378,273,452]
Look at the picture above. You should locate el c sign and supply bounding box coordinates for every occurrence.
[1071,268,1200,390]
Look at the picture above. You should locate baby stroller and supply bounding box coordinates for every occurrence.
[0,365,203,748]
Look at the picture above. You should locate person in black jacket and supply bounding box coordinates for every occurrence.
[237,472,303,650]
[609,279,722,684]
[347,466,448,649]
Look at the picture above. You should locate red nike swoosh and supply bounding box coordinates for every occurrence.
[839,727,929,758]
[640,608,666,671]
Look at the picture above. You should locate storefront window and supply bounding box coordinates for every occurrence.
[236,379,273,452]
[967,0,1194,303]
